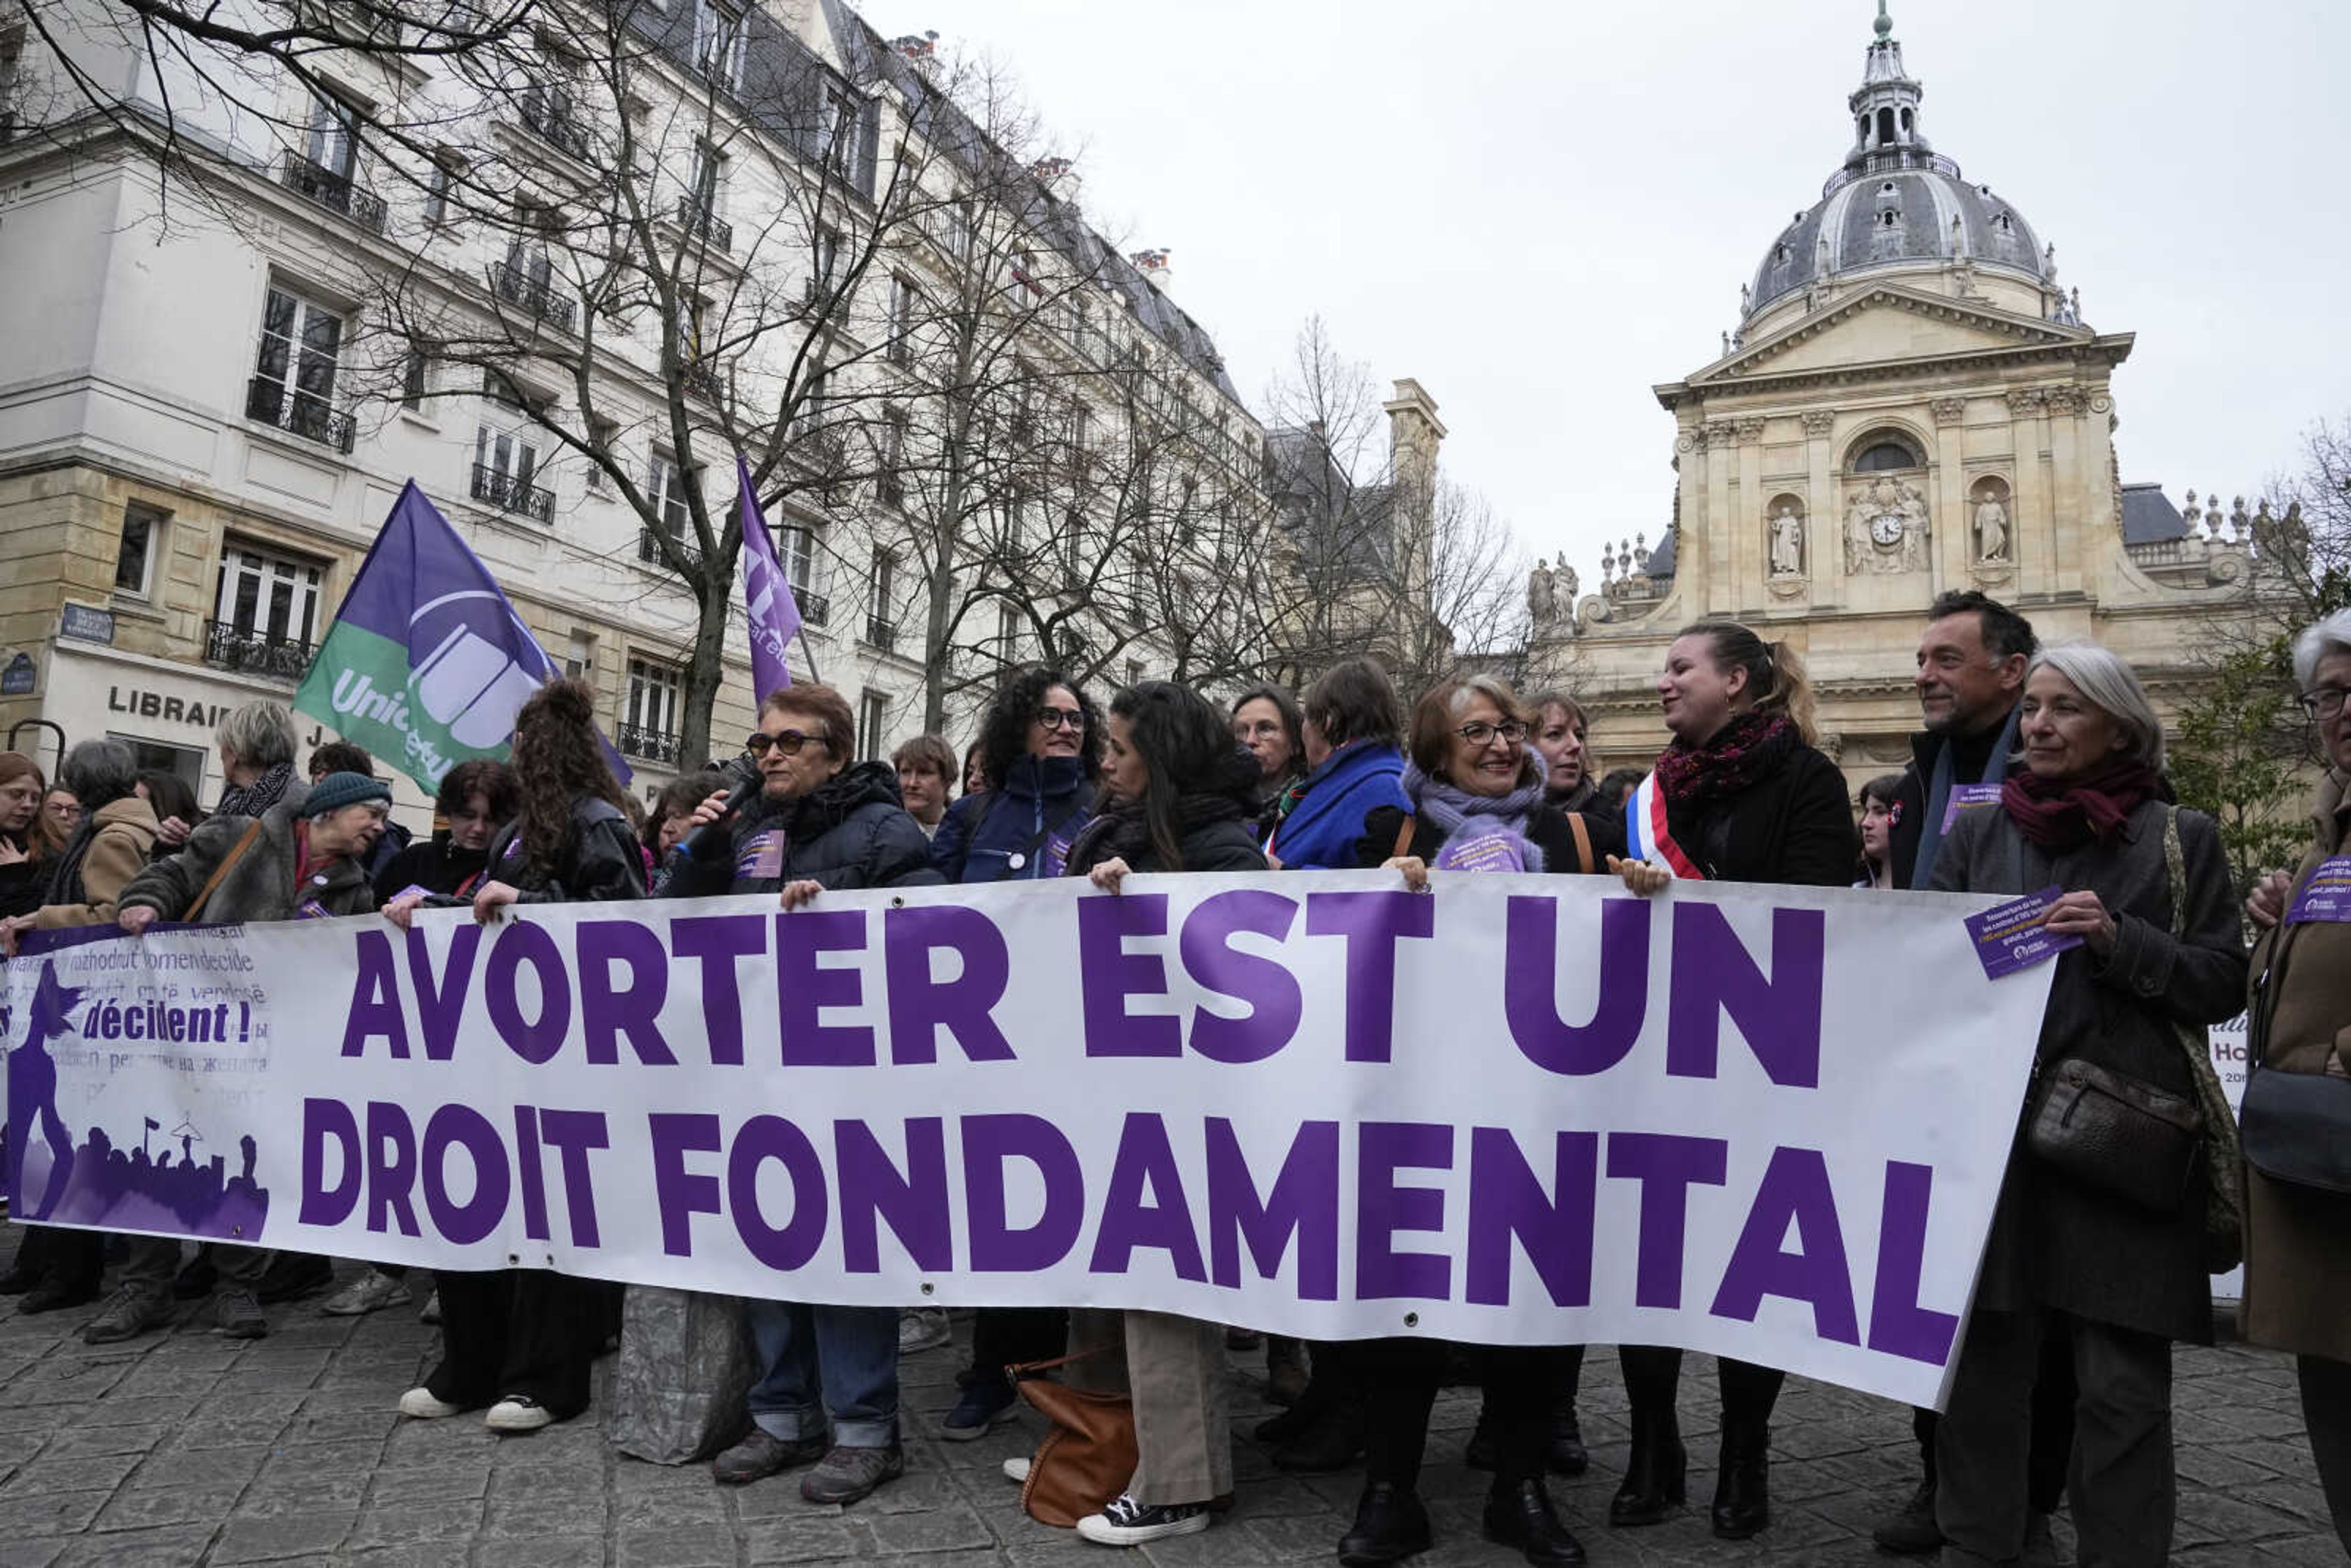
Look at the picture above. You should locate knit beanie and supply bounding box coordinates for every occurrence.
[302,771,392,817]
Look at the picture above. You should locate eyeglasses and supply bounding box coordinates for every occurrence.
[1454,720,1528,746]
[1033,708,1086,731]
[2300,687,2351,721]
[746,729,824,757]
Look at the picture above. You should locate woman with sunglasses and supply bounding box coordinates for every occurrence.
[1333,675,1604,1568]
[667,682,939,1507]
[929,665,1104,1441]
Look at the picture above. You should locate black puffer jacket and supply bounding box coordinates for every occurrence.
[666,762,941,898]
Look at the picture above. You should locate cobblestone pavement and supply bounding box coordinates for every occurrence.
[0,1247,2338,1567]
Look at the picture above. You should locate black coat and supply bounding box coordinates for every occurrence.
[1888,710,2017,888]
[1352,803,1622,874]
[484,796,647,904]
[372,835,491,902]
[1660,743,1856,887]
[666,762,940,898]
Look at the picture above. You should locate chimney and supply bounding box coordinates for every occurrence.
[1381,378,1445,497]
[889,31,940,77]
[1130,248,1172,292]
[1030,156,1083,212]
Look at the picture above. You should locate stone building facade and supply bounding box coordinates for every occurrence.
[1531,6,2260,783]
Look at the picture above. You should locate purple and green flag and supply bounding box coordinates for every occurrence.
[293,481,622,790]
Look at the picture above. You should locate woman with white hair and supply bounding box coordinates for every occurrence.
[152,700,300,852]
[1928,642,2247,1568]
[2240,607,2351,1555]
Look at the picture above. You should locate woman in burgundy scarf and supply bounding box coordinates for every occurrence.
[1927,643,2244,1568]
[1607,621,1857,1543]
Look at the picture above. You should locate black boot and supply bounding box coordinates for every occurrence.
[1607,1409,1685,1528]
[1337,1480,1431,1567]
[1254,1362,1333,1444]
[1272,1386,1367,1473]
[1264,1335,1310,1407]
[1547,1400,1588,1478]
[1483,1478,1586,1567]
[1710,1425,1771,1540]
[1464,1406,1498,1470]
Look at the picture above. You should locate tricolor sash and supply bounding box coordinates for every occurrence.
[1625,771,1704,880]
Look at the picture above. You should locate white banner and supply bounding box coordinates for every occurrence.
[2,872,2050,1408]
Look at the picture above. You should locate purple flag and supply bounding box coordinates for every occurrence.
[736,458,801,697]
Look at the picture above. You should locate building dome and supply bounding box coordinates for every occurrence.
[1745,4,2055,321]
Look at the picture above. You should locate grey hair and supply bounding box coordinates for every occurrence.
[2292,609,2351,691]
[2027,642,2165,773]
[214,700,297,771]
[60,738,139,811]
[1445,673,1531,726]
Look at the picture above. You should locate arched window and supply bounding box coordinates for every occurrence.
[1876,107,1896,144]
[1852,440,1920,472]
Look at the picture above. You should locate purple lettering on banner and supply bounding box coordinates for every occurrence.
[1204,1118,1340,1300]
[777,910,874,1067]
[512,1105,549,1241]
[835,1118,951,1272]
[1356,1121,1454,1300]
[1089,1112,1207,1282]
[299,1098,361,1226]
[1078,894,1179,1057]
[1666,905,1824,1087]
[727,1115,828,1271]
[340,931,413,1059]
[649,1112,724,1256]
[485,922,572,1065]
[421,1104,511,1245]
[882,906,1014,1064]
[538,1109,608,1247]
[1466,1128,1599,1308]
[1868,1160,1961,1365]
[1302,891,1434,1064]
[1710,1146,1860,1344]
[672,915,765,1066]
[962,1113,1084,1271]
[1504,897,1650,1075]
[577,921,678,1067]
[1605,1132,1729,1309]
[1179,890,1303,1063]
[364,1101,422,1237]
[409,923,479,1061]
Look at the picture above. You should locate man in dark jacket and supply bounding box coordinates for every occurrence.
[1873,591,2072,1564]
[1888,591,2035,888]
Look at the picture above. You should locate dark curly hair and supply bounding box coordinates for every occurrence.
[507,678,629,882]
[435,759,519,826]
[1109,681,1258,871]
[976,665,1101,790]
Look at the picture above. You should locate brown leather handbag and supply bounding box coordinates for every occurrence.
[1010,1347,1136,1528]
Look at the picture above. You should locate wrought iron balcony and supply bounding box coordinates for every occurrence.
[617,722,683,765]
[673,196,733,251]
[796,588,829,628]
[639,527,704,569]
[864,615,897,653]
[681,361,724,403]
[519,88,591,160]
[491,262,577,332]
[202,619,315,681]
[277,152,386,233]
[471,463,554,523]
[244,375,354,453]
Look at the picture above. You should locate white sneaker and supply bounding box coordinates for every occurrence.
[486,1396,553,1433]
[1002,1455,1032,1485]
[397,1387,462,1419]
[323,1271,412,1316]
[1075,1493,1209,1546]
[898,1307,951,1354]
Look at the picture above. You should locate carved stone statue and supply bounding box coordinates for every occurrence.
[1843,479,1931,574]
[1974,493,2011,561]
[1526,558,1556,627]
[1769,504,1805,576]
[1553,552,1579,607]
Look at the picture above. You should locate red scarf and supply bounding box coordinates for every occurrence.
[2000,760,2161,851]
[1653,711,1799,811]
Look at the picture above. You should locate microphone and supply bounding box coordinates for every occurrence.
[679,756,763,863]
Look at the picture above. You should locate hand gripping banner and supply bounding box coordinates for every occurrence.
[1,872,2050,1409]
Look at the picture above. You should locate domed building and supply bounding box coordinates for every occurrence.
[1534,2,2253,784]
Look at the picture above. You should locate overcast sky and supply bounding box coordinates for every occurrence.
[854,0,2350,582]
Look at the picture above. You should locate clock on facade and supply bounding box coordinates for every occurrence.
[1870,513,1907,549]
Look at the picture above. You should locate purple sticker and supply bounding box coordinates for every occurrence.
[391,883,430,904]
[736,830,784,880]
[1042,833,1073,879]
[296,900,332,920]
[1961,885,2082,980]
[1432,832,1525,874]
[1941,782,2004,833]
[2286,855,2351,925]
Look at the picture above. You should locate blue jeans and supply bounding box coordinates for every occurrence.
[744,1300,899,1447]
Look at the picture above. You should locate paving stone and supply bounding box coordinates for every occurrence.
[0,1488,111,1537]
[50,1526,210,1567]
[90,1487,219,1532]
[209,1512,359,1562]
[737,1512,863,1562]
[613,1526,737,1566]
[464,1537,606,1568]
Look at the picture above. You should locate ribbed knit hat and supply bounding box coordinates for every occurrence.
[302,771,393,817]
